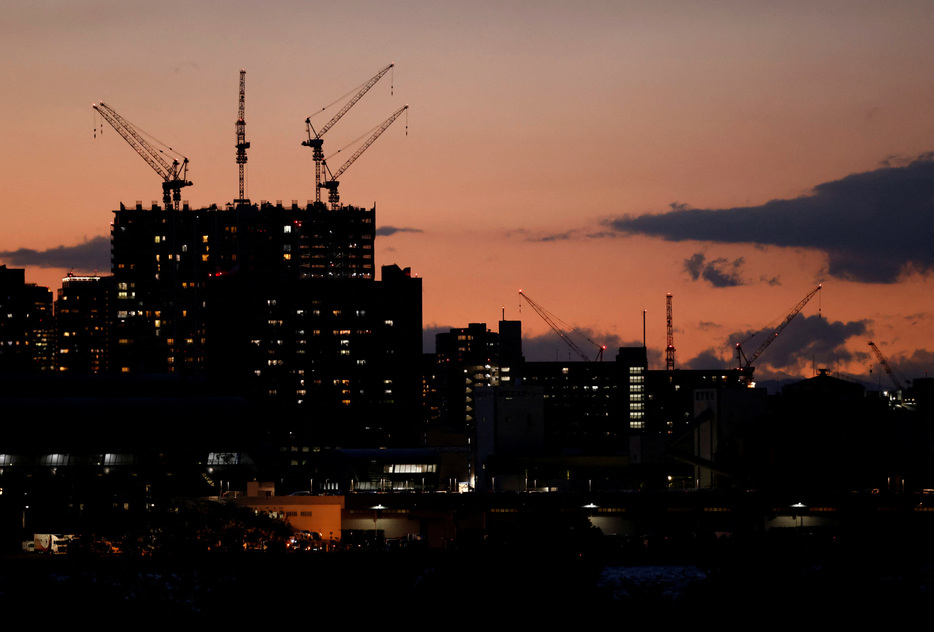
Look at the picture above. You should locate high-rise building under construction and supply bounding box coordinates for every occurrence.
[110,200,377,373]
[109,199,421,444]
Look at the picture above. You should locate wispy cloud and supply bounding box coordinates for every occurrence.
[376,225,422,236]
[605,153,934,283]
[507,228,580,242]
[0,236,110,271]
[528,231,575,242]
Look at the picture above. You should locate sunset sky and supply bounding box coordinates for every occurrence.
[2,1,932,387]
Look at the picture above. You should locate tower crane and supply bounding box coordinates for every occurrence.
[319,104,408,210]
[736,284,822,373]
[303,63,394,204]
[868,341,907,392]
[92,102,192,210]
[666,293,675,371]
[235,69,250,204]
[518,290,606,361]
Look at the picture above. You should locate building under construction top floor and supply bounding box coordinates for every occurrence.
[110,200,377,375]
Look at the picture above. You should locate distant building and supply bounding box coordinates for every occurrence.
[0,265,53,374]
[54,274,112,373]
[431,320,523,431]
[427,321,523,487]
[517,346,648,455]
[474,384,545,491]
[207,264,423,445]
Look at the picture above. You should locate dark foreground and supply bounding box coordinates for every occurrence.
[3,535,933,623]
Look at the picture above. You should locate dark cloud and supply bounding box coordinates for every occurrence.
[678,315,870,385]
[729,314,869,372]
[522,329,661,365]
[0,237,110,271]
[683,252,746,287]
[376,226,422,237]
[426,323,658,364]
[422,325,452,354]
[606,153,934,283]
[681,347,730,370]
[893,348,934,381]
[521,329,611,362]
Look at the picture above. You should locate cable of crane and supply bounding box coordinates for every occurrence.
[738,289,817,350]
[123,120,183,160]
[308,86,364,120]
[307,66,394,121]
[323,119,395,162]
[518,290,605,361]
[94,106,184,160]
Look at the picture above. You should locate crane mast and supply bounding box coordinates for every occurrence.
[736,284,822,372]
[320,104,408,210]
[236,69,250,204]
[304,63,394,204]
[868,341,905,391]
[518,290,605,362]
[93,102,192,210]
[666,293,675,371]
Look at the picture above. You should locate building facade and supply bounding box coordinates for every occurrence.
[55,274,112,373]
[0,265,53,374]
[109,200,421,445]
